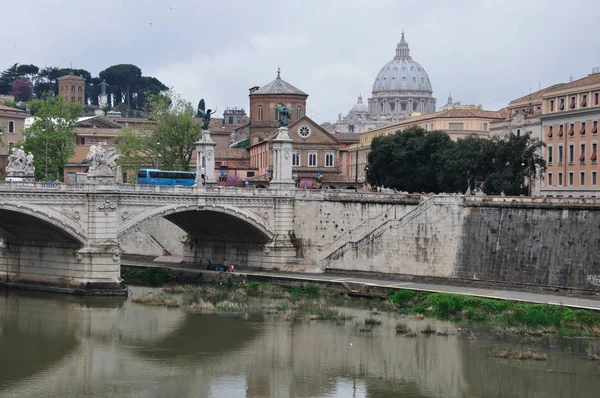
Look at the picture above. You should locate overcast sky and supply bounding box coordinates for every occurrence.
[2,0,599,123]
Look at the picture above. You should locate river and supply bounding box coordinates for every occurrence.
[0,286,599,398]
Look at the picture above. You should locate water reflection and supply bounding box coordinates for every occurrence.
[0,288,598,398]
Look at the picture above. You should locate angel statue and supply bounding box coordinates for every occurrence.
[197,99,218,130]
[276,104,293,127]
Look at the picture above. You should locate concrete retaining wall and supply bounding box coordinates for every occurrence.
[319,195,600,292]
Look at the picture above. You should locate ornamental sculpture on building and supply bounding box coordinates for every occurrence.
[197,99,218,130]
[86,144,119,176]
[277,104,293,127]
[6,147,35,177]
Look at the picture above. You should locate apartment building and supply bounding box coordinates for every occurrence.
[541,69,600,197]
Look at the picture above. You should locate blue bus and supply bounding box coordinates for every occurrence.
[137,169,196,186]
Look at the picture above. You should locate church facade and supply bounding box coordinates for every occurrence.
[326,33,436,134]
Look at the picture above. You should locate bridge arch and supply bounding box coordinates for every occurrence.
[0,202,87,245]
[118,204,274,241]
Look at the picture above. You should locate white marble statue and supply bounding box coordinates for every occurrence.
[6,147,35,176]
[86,144,119,176]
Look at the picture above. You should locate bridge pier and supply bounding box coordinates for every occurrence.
[0,240,124,294]
[0,193,126,295]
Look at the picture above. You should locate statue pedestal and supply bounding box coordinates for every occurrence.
[7,170,35,181]
[86,174,116,185]
[270,127,295,190]
[195,130,217,186]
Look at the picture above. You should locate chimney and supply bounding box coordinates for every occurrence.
[249,86,260,94]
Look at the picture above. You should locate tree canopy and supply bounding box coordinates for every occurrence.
[19,95,83,181]
[114,90,201,172]
[98,64,167,110]
[0,63,166,109]
[366,126,546,195]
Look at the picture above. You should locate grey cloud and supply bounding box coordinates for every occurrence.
[2,0,599,123]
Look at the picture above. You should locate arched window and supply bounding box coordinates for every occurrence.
[275,107,280,122]
[257,105,263,121]
[297,106,302,119]
[78,86,82,92]
[71,85,75,92]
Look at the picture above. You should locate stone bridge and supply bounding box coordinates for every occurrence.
[2,181,600,294]
[0,182,302,293]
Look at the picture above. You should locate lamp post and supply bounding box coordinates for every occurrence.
[43,129,48,180]
[521,162,530,196]
[154,142,160,169]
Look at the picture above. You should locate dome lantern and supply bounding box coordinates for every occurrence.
[395,31,410,59]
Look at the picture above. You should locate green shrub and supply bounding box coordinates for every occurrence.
[503,305,562,327]
[290,286,320,298]
[412,305,427,314]
[427,293,464,317]
[389,290,417,304]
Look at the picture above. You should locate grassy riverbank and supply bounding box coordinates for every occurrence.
[122,265,600,334]
[388,290,600,333]
[131,281,355,323]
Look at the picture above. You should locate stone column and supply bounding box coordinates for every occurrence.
[195,130,217,186]
[269,127,295,190]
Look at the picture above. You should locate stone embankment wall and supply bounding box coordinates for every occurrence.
[119,191,600,291]
[311,195,600,292]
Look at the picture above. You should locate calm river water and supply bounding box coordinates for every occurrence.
[0,286,599,398]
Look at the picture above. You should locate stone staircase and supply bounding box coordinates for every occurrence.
[320,196,439,269]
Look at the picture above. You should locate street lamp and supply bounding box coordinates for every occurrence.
[43,129,47,180]
[521,162,530,196]
[154,142,160,169]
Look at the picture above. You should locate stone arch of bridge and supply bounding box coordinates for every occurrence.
[0,203,87,245]
[118,204,274,241]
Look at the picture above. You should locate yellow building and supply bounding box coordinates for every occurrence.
[57,72,86,105]
[349,108,505,182]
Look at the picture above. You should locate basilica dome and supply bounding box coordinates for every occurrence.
[350,94,369,114]
[372,32,433,94]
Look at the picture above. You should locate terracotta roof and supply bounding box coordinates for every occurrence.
[251,76,307,96]
[509,83,565,105]
[110,117,156,124]
[497,108,509,119]
[0,104,26,114]
[544,72,600,94]
[74,128,122,136]
[57,74,85,81]
[333,133,361,143]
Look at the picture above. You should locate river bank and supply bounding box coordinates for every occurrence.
[122,265,600,341]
